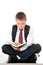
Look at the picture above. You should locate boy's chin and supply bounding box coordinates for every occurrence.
[19,28,23,29]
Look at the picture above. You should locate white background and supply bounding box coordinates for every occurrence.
[0,0,43,63]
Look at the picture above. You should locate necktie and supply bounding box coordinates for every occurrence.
[19,29,23,43]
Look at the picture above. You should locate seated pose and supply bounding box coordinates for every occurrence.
[2,12,41,63]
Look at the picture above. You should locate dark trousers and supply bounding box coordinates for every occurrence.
[2,44,41,61]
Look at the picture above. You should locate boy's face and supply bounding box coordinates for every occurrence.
[16,19,26,29]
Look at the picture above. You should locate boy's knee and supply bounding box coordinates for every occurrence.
[2,44,7,52]
[36,44,41,53]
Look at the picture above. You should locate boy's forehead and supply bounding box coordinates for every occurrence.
[16,19,26,22]
[17,21,26,23]
[17,22,25,24]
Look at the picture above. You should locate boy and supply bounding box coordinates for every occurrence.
[2,12,41,63]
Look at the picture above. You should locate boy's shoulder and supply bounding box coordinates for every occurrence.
[12,24,30,27]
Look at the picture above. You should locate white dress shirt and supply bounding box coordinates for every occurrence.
[15,26,34,51]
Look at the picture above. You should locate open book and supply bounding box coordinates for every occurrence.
[7,41,26,48]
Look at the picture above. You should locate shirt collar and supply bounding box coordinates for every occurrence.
[17,26,25,30]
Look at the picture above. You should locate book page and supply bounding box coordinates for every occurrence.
[7,41,26,48]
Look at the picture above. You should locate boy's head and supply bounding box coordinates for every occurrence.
[15,12,26,29]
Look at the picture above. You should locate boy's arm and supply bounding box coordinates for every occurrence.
[27,27,34,46]
[20,27,34,51]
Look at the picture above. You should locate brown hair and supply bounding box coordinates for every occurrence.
[16,12,26,20]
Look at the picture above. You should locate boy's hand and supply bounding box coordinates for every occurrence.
[12,46,20,51]
[14,42,21,46]
[11,42,21,51]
